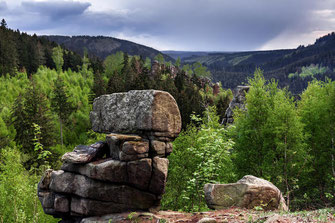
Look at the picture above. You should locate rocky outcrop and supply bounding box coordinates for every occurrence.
[38,90,181,222]
[222,85,250,125]
[90,90,181,137]
[212,82,220,96]
[204,175,288,211]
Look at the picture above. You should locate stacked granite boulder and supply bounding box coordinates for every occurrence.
[38,90,181,221]
[222,85,250,125]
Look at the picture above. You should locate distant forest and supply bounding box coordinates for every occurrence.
[181,32,335,94]
[0,19,104,76]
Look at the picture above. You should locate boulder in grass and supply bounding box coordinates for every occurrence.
[204,175,288,211]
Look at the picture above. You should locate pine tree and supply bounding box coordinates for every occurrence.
[1,19,7,28]
[0,22,17,76]
[11,81,55,168]
[50,76,75,147]
[92,72,106,98]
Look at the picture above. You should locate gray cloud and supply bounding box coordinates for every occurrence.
[0,1,7,12]
[21,0,91,18]
[1,0,335,50]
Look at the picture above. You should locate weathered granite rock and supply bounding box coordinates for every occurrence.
[149,157,169,194]
[222,85,250,125]
[127,158,152,190]
[204,175,288,211]
[38,90,181,221]
[197,217,217,223]
[54,194,70,213]
[38,169,53,190]
[50,170,156,205]
[166,142,173,155]
[61,158,127,183]
[122,141,149,154]
[62,141,109,164]
[71,197,132,216]
[106,133,148,161]
[150,140,166,156]
[90,90,181,136]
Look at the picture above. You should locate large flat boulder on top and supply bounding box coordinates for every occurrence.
[90,90,181,136]
[204,175,288,211]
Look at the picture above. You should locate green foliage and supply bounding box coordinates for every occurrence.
[52,46,64,73]
[104,51,124,79]
[11,80,56,168]
[0,147,57,223]
[154,53,165,63]
[0,73,29,148]
[32,66,93,146]
[288,64,328,79]
[175,57,181,68]
[297,79,335,207]
[162,107,235,212]
[193,62,211,78]
[51,76,76,146]
[233,69,306,208]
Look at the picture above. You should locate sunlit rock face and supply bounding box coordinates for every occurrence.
[204,175,288,211]
[38,90,181,222]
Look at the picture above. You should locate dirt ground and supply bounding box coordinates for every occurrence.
[97,207,335,223]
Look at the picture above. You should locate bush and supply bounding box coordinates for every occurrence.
[0,147,57,223]
[162,107,235,212]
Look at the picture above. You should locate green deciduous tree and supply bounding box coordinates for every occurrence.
[162,107,235,212]
[103,51,124,78]
[298,79,335,206]
[52,46,64,73]
[233,69,306,208]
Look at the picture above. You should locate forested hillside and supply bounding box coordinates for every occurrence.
[174,32,335,93]
[43,35,174,61]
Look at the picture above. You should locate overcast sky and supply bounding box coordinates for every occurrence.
[1,0,335,51]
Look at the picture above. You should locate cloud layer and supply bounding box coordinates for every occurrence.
[1,0,335,51]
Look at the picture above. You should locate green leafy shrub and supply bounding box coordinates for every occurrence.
[162,107,235,212]
[0,147,57,223]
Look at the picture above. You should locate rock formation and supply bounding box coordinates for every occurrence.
[222,85,250,125]
[38,90,181,222]
[204,175,288,211]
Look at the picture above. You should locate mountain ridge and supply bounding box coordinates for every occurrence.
[42,35,174,62]
[164,32,335,94]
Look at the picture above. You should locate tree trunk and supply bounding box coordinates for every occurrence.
[60,119,63,148]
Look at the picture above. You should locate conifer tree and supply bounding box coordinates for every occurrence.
[92,72,106,98]
[0,21,17,76]
[11,81,55,167]
[51,76,74,147]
